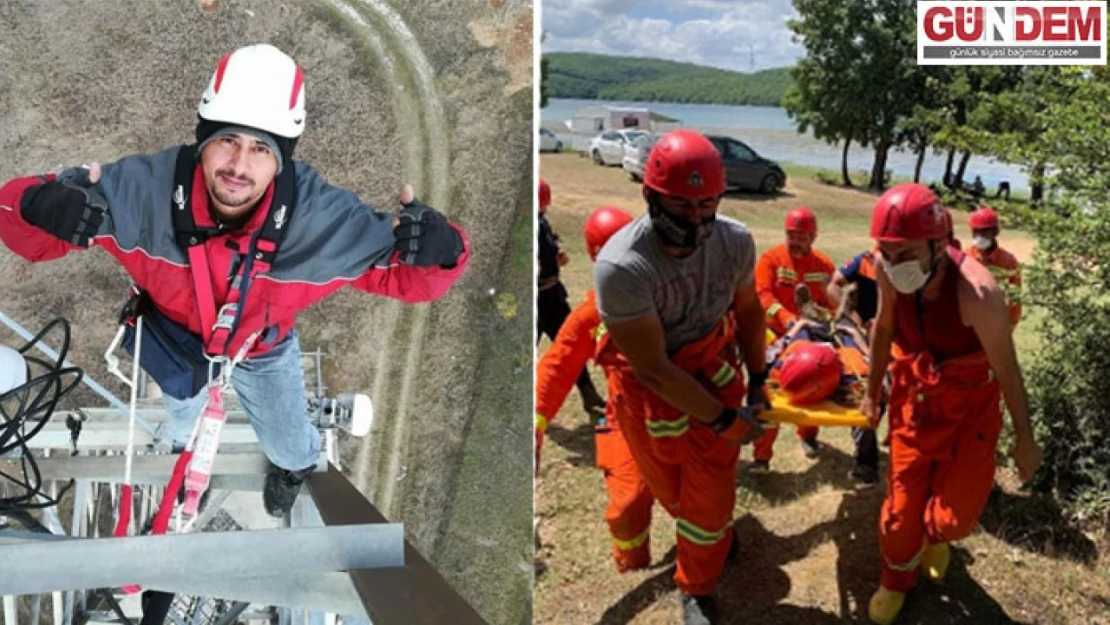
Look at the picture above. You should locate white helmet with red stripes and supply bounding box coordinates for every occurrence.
[197,44,306,139]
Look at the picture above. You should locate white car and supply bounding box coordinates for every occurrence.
[539,127,563,153]
[622,133,658,181]
[589,129,650,167]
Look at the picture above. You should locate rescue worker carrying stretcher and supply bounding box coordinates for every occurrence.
[0,44,469,518]
[828,248,884,484]
[752,207,836,470]
[534,205,656,573]
[861,183,1042,625]
[537,178,607,412]
[595,129,769,625]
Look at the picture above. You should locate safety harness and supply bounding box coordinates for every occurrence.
[170,144,298,358]
[109,147,301,596]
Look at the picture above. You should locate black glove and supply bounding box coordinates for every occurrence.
[747,369,771,410]
[393,198,463,268]
[20,167,107,248]
[709,406,765,445]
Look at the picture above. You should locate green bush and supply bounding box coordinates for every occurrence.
[1011,201,1110,523]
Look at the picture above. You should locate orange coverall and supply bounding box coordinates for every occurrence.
[754,243,836,454]
[534,290,654,571]
[880,248,1002,593]
[970,245,1022,327]
[598,315,750,596]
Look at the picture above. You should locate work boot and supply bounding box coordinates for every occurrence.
[680,593,718,625]
[263,465,313,517]
[748,459,770,475]
[868,587,905,625]
[921,541,950,581]
[851,461,879,485]
[800,437,821,458]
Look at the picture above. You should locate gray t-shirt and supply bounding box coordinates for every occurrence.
[595,214,757,353]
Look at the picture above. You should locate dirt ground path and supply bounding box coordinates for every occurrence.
[535,154,1110,625]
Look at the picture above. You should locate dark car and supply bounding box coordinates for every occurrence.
[705,134,786,194]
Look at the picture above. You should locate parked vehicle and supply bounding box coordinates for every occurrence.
[705,134,786,194]
[589,129,650,166]
[539,127,563,153]
[623,133,658,182]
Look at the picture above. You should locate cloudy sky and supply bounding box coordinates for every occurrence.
[541,0,805,72]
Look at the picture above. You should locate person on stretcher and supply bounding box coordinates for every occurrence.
[765,282,871,410]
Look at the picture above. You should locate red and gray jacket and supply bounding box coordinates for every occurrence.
[0,145,470,358]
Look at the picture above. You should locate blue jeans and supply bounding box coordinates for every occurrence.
[162,331,320,471]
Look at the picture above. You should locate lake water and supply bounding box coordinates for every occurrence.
[542,98,1029,191]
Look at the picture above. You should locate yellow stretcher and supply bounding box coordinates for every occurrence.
[760,389,871,429]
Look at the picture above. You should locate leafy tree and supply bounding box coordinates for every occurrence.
[1001,67,1110,521]
[540,32,549,108]
[544,52,792,106]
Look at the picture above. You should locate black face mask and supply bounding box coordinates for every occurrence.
[648,198,715,250]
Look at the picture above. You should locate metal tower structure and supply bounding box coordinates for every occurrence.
[0,312,487,625]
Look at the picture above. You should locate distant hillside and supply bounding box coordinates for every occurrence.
[545,52,793,106]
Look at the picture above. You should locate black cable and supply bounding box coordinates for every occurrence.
[0,317,84,514]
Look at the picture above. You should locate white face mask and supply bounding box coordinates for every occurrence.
[884,258,930,294]
[972,235,993,251]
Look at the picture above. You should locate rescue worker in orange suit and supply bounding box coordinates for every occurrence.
[752,207,836,469]
[968,207,1022,328]
[534,206,655,572]
[827,247,882,484]
[595,129,769,625]
[862,183,1043,625]
[537,178,606,412]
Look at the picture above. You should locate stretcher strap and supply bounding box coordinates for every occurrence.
[677,517,730,547]
[613,528,650,551]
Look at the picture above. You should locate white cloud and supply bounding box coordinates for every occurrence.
[542,0,803,72]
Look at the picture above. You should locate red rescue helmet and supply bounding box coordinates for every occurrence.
[870,183,947,242]
[539,178,551,210]
[777,341,842,406]
[969,207,1000,230]
[643,130,726,199]
[785,206,817,233]
[584,206,634,260]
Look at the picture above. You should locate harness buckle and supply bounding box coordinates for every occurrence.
[212,303,238,333]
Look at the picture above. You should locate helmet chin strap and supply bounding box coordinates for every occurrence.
[922,240,945,290]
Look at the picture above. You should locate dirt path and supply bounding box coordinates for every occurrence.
[535,154,1110,625]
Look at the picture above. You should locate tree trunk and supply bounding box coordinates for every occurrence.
[1031,160,1046,205]
[869,136,891,190]
[944,148,956,186]
[841,126,854,187]
[954,150,972,187]
[914,139,927,182]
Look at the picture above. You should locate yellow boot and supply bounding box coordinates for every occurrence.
[868,587,905,625]
[920,541,950,581]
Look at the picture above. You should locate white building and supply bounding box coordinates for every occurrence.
[565,105,681,151]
